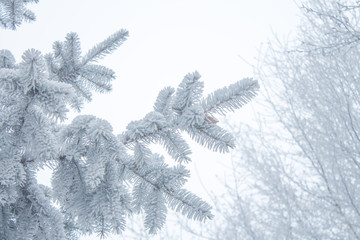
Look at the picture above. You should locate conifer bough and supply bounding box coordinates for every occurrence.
[0,4,259,238]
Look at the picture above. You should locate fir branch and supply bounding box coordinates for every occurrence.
[68,81,92,101]
[173,71,203,114]
[186,124,235,153]
[22,9,35,22]
[133,142,152,168]
[0,49,16,68]
[159,130,192,163]
[132,182,148,213]
[79,65,115,93]
[153,86,175,118]
[95,217,110,239]
[144,189,167,234]
[44,54,60,79]
[163,165,190,190]
[0,11,6,29]
[46,31,127,108]
[165,189,214,221]
[0,68,18,85]
[1,0,19,30]
[81,29,129,66]
[125,162,213,224]
[0,0,38,30]
[122,112,168,145]
[79,75,112,93]
[80,64,115,80]
[64,32,81,68]
[52,41,64,60]
[202,78,259,116]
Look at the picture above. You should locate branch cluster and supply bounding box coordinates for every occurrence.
[0,27,258,239]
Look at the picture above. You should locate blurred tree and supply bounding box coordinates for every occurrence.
[180,0,360,239]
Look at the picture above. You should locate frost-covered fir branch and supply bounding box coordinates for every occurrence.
[0,30,130,239]
[122,71,259,154]
[45,30,129,110]
[1,7,259,238]
[0,0,39,30]
[202,78,259,116]
[55,69,258,236]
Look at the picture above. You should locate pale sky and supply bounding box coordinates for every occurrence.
[1,0,299,239]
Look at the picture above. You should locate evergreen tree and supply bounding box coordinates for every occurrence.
[0,2,259,239]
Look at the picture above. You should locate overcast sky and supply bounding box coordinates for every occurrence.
[1,0,299,238]
[1,1,299,133]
